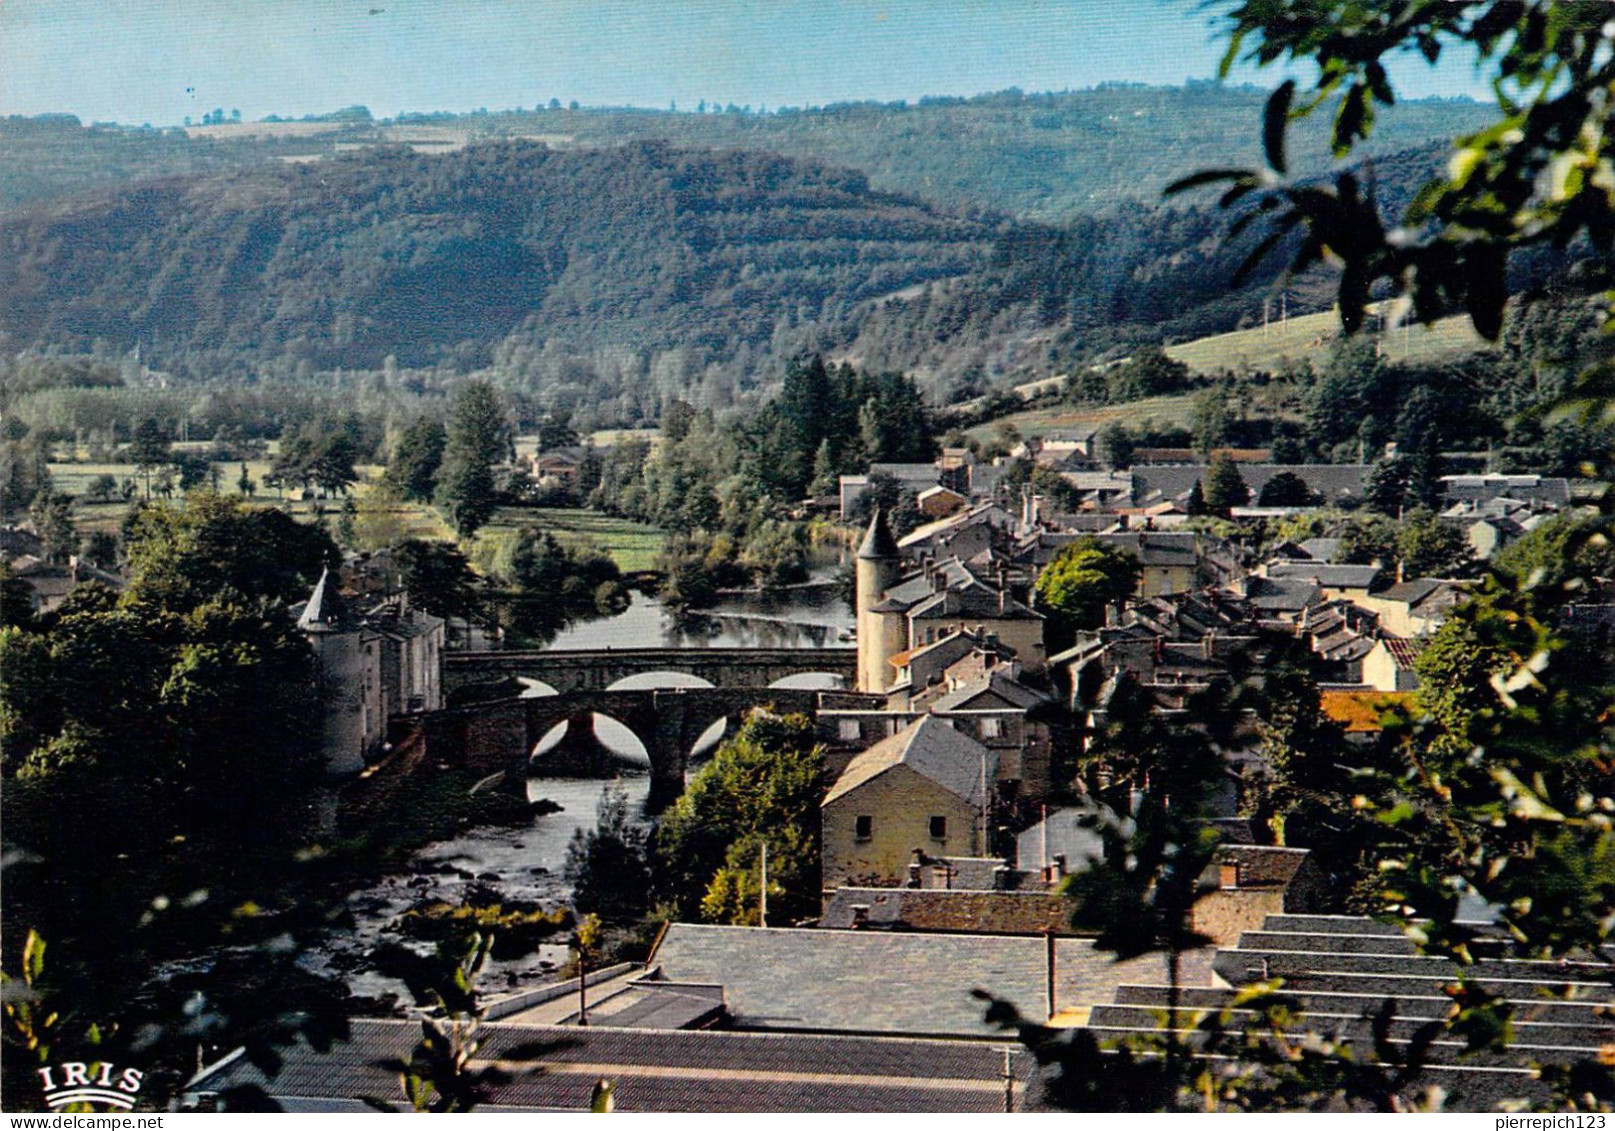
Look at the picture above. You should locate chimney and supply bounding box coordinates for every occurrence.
[932,570,948,593]
[850,904,871,928]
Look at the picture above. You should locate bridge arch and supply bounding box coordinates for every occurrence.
[518,678,560,698]
[768,672,846,690]
[607,672,715,692]
[528,709,652,774]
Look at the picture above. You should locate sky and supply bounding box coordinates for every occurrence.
[0,0,1495,127]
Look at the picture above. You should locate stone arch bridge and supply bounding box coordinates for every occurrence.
[443,647,858,697]
[402,685,881,805]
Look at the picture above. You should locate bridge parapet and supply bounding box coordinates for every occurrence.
[444,647,858,695]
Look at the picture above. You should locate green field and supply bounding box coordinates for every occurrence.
[48,459,389,533]
[964,393,1199,444]
[46,459,666,573]
[1165,306,1490,375]
[479,507,665,573]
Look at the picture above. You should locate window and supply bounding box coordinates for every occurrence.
[855,815,873,841]
[838,718,862,741]
[980,717,1003,739]
[929,815,948,840]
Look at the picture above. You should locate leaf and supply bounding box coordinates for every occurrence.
[1217,29,1246,81]
[1332,83,1373,157]
[1364,62,1395,107]
[1264,80,1295,174]
[1164,168,1251,197]
[23,930,44,985]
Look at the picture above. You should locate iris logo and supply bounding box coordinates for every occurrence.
[37,1061,145,1111]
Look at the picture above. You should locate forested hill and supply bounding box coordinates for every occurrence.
[0,138,1468,410]
[1,85,1497,221]
[0,141,995,377]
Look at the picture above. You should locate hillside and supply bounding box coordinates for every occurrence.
[1,133,1498,420]
[0,141,993,382]
[1,85,1497,221]
[1165,306,1492,375]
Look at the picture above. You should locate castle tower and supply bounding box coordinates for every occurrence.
[298,568,379,777]
[855,508,901,693]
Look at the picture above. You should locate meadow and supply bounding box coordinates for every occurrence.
[963,393,1199,445]
[1164,306,1489,375]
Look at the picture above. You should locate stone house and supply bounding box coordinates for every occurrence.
[1094,530,1199,598]
[1350,578,1467,638]
[822,716,994,893]
[1361,636,1421,692]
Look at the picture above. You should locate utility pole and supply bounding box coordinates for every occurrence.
[574,928,590,1026]
[759,841,768,928]
[978,749,989,855]
[577,956,588,1026]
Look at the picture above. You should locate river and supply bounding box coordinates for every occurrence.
[322,581,855,1003]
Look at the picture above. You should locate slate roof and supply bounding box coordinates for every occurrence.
[1268,562,1382,590]
[650,923,1211,1038]
[885,629,991,674]
[296,568,345,632]
[877,558,979,608]
[190,1017,1034,1112]
[931,670,1049,712]
[1079,912,1615,1110]
[820,888,1074,935]
[1096,530,1198,568]
[1441,474,1572,506]
[0,525,45,562]
[905,582,1041,623]
[896,503,1010,549]
[1015,805,1112,874]
[1243,576,1324,613]
[1377,578,1443,605]
[824,715,994,808]
[1298,537,1344,562]
[869,462,944,482]
[1132,464,1369,506]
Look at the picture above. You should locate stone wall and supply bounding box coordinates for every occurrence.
[823,766,979,892]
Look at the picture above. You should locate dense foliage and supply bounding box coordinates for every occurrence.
[1,87,1493,223]
[652,713,827,926]
[0,493,348,1107]
[1033,538,1142,645]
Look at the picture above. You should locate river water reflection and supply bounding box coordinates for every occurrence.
[330,582,854,998]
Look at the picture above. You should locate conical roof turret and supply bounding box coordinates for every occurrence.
[857,507,900,560]
[297,567,345,632]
